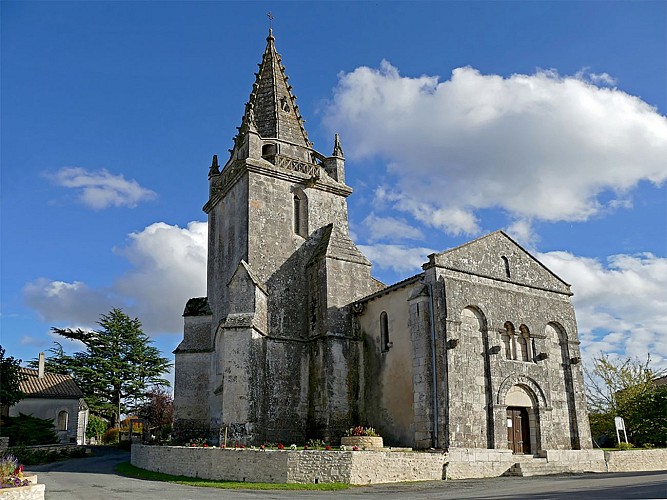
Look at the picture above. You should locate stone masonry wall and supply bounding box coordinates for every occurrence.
[131,445,446,484]
[131,445,664,483]
[604,449,667,472]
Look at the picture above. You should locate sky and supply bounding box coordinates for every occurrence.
[2,1,666,381]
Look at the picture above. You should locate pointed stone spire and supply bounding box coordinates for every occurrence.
[240,29,311,149]
[332,133,344,158]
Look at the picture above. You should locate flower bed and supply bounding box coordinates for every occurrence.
[0,454,44,499]
[340,436,383,450]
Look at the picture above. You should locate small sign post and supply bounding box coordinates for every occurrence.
[614,416,628,444]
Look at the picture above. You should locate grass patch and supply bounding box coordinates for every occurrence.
[115,462,349,490]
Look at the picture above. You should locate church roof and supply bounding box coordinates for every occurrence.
[427,230,572,295]
[18,367,83,399]
[238,29,311,148]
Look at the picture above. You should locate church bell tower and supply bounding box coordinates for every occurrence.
[174,29,380,444]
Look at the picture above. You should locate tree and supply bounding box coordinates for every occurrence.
[585,354,667,447]
[50,308,172,427]
[85,415,109,443]
[0,346,24,410]
[137,387,173,442]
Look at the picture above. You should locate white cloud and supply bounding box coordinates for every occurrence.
[324,63,667,235]
[505,219,539,249]
[360,213,424,242]
[114,222,208,332]
[538,251,667,370]
[358,243,437,273]
[23,221,207,336]
[48,167,157,209]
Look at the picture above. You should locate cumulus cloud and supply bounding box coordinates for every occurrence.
[538,251,667,369]
[358,243,437,273]
[324,62,667,235]
[360,213,424,242]
[23,221,207,336]
[48,167,157,209]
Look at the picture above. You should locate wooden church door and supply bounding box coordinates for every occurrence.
[507,407,530,454]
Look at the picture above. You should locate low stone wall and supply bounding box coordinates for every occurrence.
[538,449,607,473]
[131,445,446,484]
[131,445,667,484]
[604,449,667,472]
[0,484,45,500]
[445,448,517,479]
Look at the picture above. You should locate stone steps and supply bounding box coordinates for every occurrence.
[506,457,574,477]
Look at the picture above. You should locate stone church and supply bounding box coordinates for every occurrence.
[173,30,592,454]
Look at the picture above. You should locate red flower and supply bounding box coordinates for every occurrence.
[325,445,332,451]
[277,443,285,450]
[352,446,359,451]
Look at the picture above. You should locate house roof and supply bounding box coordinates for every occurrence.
[18,367,84,399]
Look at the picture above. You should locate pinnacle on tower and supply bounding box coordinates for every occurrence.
[333,133,344,158]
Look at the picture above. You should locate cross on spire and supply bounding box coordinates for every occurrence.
[267,12,274,30]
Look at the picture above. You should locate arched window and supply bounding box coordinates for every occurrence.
[518,324,531,362]
[292,189,308,237]
[380,311,390,352]
[293,195,301,233]
[57,410,68,431]
[501,256,511,278]
[503,321,516,359]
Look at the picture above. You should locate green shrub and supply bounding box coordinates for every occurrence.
[102,428,119,445]
[0,413,59,446]
[9,445,89,465]
[86,415,109,442]
[616,442,634,451]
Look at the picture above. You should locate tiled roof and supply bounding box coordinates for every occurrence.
[18,367,83,399]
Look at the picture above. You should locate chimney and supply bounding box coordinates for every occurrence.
[38,352,45,378]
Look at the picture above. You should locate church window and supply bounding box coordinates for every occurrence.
[280,96,290,112]
[292,189,308,237]
[503,321,516,360]
[380,311,390,352]
[262,143,277,157]
[293,195,301,233]
[518,324,531,362]
[501,256,511,278]
[57,410,68,431]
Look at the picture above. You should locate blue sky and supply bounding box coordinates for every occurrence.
[2,1,666,378]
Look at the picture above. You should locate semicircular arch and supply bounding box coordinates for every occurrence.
[497,375,550,409]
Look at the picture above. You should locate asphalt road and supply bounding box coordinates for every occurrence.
[28,447,667,500]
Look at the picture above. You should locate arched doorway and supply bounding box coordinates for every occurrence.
[505,385,535,454]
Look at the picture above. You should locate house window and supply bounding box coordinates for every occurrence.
[380,311,390,352]
[58,410,69,431]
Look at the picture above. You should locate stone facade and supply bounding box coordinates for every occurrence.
[173,29,592,458]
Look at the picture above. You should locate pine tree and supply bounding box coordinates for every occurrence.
[49,308,172,427]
